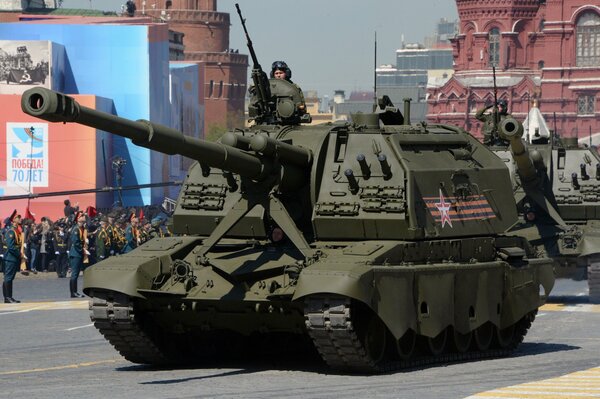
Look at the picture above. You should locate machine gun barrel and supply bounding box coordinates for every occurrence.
[499,117,538,184]
[21,87,268,179]
[235,3,272,122]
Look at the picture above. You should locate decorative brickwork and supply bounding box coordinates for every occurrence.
[428,1,600,140]
[134,0,248,134]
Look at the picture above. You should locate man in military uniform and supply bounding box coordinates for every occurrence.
[270,60,307,114]
[149,217,166,239]
[53,221,69,278]
[68,211,86,298]
[107,214,125,255]
[95,216,111,261]
[122,213,139,254]
[0,219,6,274]
[475,99,510,145]
[3,210,23,303]
[138,219,152,245]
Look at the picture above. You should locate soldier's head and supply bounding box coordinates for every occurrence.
[100,215,108,228]
[270,60,291,81]
[128,212,139,226]
[151,217,163,228]
[9,210,21,226]
[76,211,86,226]
[497,99,508,115]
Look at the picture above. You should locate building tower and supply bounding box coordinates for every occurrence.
[135,0,248,136]
[427,0,600,140]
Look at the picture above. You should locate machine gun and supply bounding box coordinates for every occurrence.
[235,4,309,126]
[235,3,274,124]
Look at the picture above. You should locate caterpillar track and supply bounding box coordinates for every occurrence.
[89,289,536,374]
[304,295,536,374]
[89,290,170,365]
[589,261,600,303]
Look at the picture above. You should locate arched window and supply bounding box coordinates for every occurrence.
[576,12,600,66]
[209,80,214,97]
[489,28,500,67]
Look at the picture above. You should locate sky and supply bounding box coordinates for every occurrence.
[62,0,459,97]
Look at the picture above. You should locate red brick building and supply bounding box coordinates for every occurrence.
[135,0,248,136]
[427,0,600,140]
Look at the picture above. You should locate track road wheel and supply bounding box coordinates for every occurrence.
[396,329,417,360]
[473,322,494,351]
[495,324,516,349]
[363,315,387,364]
[451,328,472,353]
[426,328,447,356]
[588,260,600,304]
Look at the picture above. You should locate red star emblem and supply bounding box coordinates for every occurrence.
[435,189,453,228]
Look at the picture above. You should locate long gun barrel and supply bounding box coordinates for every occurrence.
[498,117,538,184]
[20,88,310,182]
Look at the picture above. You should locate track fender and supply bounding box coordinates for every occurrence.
[293,264,374,305]
[83,237,201,298]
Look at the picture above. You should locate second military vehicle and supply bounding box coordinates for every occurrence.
[487,103,600,303]
[19,8,554,373]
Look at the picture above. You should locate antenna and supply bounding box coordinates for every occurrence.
[374,31,378,109]
[492,66,499,142]
[552,111,558,148]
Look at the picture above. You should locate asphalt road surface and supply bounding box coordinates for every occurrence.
[0,275,598,399]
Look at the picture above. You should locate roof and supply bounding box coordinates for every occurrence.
[335,102,374,115]
[348,91,374,101]
[24,7,118,17]
[456,75,542,88]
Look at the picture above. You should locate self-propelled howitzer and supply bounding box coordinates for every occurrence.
[494,114,600,302]
[21,88,554,373]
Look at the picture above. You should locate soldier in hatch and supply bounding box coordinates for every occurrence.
[475,99,510,145]
[270,60,307,112]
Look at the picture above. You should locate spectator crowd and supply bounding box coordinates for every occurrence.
[1,199,172,302]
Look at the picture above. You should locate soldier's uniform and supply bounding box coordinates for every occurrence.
[475,100,510,145]
[248,60,308,124]
[149,217,169,239]
[68,212,86,298]
[107,218,125,255]
[95,217,111,261]
[53,224,69,278]
[3,211,23,303]
[0,223,5,274]
[122,213,139,254]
